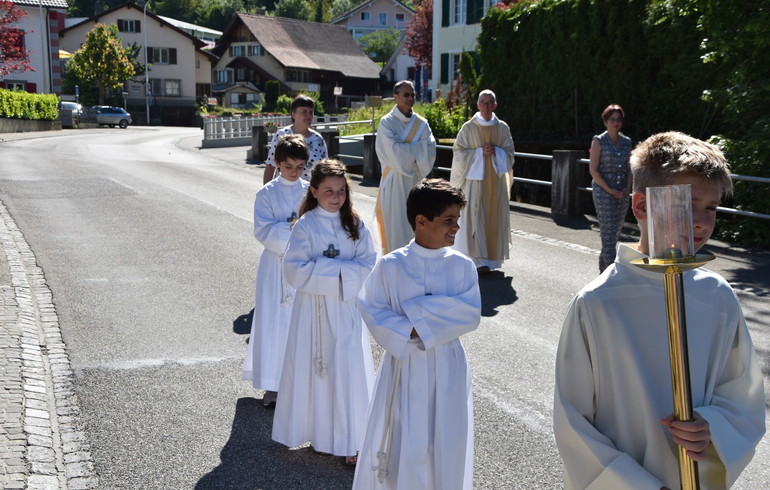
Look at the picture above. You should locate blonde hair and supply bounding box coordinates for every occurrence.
[631,131,733,197]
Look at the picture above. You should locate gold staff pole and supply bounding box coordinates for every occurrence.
[632,184,712,490]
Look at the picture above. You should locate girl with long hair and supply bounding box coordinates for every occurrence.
[272,159,376,466]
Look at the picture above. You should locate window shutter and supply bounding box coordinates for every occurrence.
[229,46,233,57]
[442,0,450,27]
[26,83,36,93]
[136,21,141,33]
[117,19,124,31]
[467,0,476,24]
[170,48,177,64]
[147,47,154,63]
[440,53,449,85]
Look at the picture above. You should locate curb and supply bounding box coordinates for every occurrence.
[0,198,99,489]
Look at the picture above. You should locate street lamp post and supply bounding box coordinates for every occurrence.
[144,0,151,125]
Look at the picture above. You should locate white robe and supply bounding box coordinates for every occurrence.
[374,106,436,254]
[450,112,515,269]
[272,207,376,457]
[242,175,308,391]
[554,244,766,490]
[354,240,481,490]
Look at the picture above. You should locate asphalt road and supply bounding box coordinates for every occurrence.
[0,126,767,489]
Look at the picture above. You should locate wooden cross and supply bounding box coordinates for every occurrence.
[323,244,340,258]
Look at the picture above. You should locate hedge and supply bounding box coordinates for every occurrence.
[0,88,59,120]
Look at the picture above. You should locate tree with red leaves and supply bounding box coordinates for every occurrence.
[0,0,33,77]
[405,0,432,71]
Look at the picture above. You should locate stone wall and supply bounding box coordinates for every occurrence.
[0,119,62,134]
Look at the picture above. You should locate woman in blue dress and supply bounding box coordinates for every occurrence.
[589,105,632,272]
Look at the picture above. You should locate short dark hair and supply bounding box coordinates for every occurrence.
[601,104,624,123]
[290,95,315,115]
[407,178,467,230]
[393,80,414,95]
[274,134,309,163]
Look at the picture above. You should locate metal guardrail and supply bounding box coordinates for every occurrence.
[428,145,770,220]
[203,114,350,141]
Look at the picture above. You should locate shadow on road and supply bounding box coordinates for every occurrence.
[479,271,517,317]
[195,398,355,490]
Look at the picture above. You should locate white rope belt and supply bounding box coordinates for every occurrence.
[375,356,401,483]
[314,295,327,378]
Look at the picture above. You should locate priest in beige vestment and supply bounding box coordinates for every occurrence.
[450,90,515,272]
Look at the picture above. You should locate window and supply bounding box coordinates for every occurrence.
[148,47,176,65]
[378,13,387,25]
[360,12,370,21]
[450,53,461,82]
[453,0,467,25]
[215,69,233,84]
[149,78,182,96]
[247,44,263,57]
[230,45,245,57]
[4,81,25,91]
[163,79,181,96]
[117,19,141,33]
[395,13,405,23]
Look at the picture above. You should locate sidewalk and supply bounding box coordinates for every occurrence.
[0,197,98,489]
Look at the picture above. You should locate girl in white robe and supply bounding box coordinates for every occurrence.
[272,159,376,465]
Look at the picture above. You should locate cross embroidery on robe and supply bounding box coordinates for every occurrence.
[323,244,340,258]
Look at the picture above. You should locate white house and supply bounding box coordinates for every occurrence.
[0,0,69,94]
[60,1,217,125]
[432,0,496,97]
[331,0,418,91]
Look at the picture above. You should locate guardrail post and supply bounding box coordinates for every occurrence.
[551,150,584,217]
[362,134,380,180]
[318,129,340,158]
[248,125,270,162]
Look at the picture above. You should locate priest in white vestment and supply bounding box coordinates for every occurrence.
[355,179,481,490]
[374,80,436,254]
[554,132,766,490]
[450,90,514,272]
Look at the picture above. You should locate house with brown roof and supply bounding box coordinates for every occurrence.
[210,12,381,109]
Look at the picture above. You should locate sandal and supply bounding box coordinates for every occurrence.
[345,454,358,466]
[311,446,331,456]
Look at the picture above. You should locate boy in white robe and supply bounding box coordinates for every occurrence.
[374,80,436,254]
[242,135,310,407]
[554,132,766,489]
[355,179,481,489]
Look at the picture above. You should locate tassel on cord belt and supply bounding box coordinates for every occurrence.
[314,295,328,378]
[375,357,401,483]
[279,262,292,305]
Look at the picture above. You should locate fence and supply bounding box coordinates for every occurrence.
[202,114,349,148]
[242,126,769,222]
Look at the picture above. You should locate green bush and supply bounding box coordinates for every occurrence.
[0,89,58,120]
[423,99,466,139]
[275,95,292,114]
